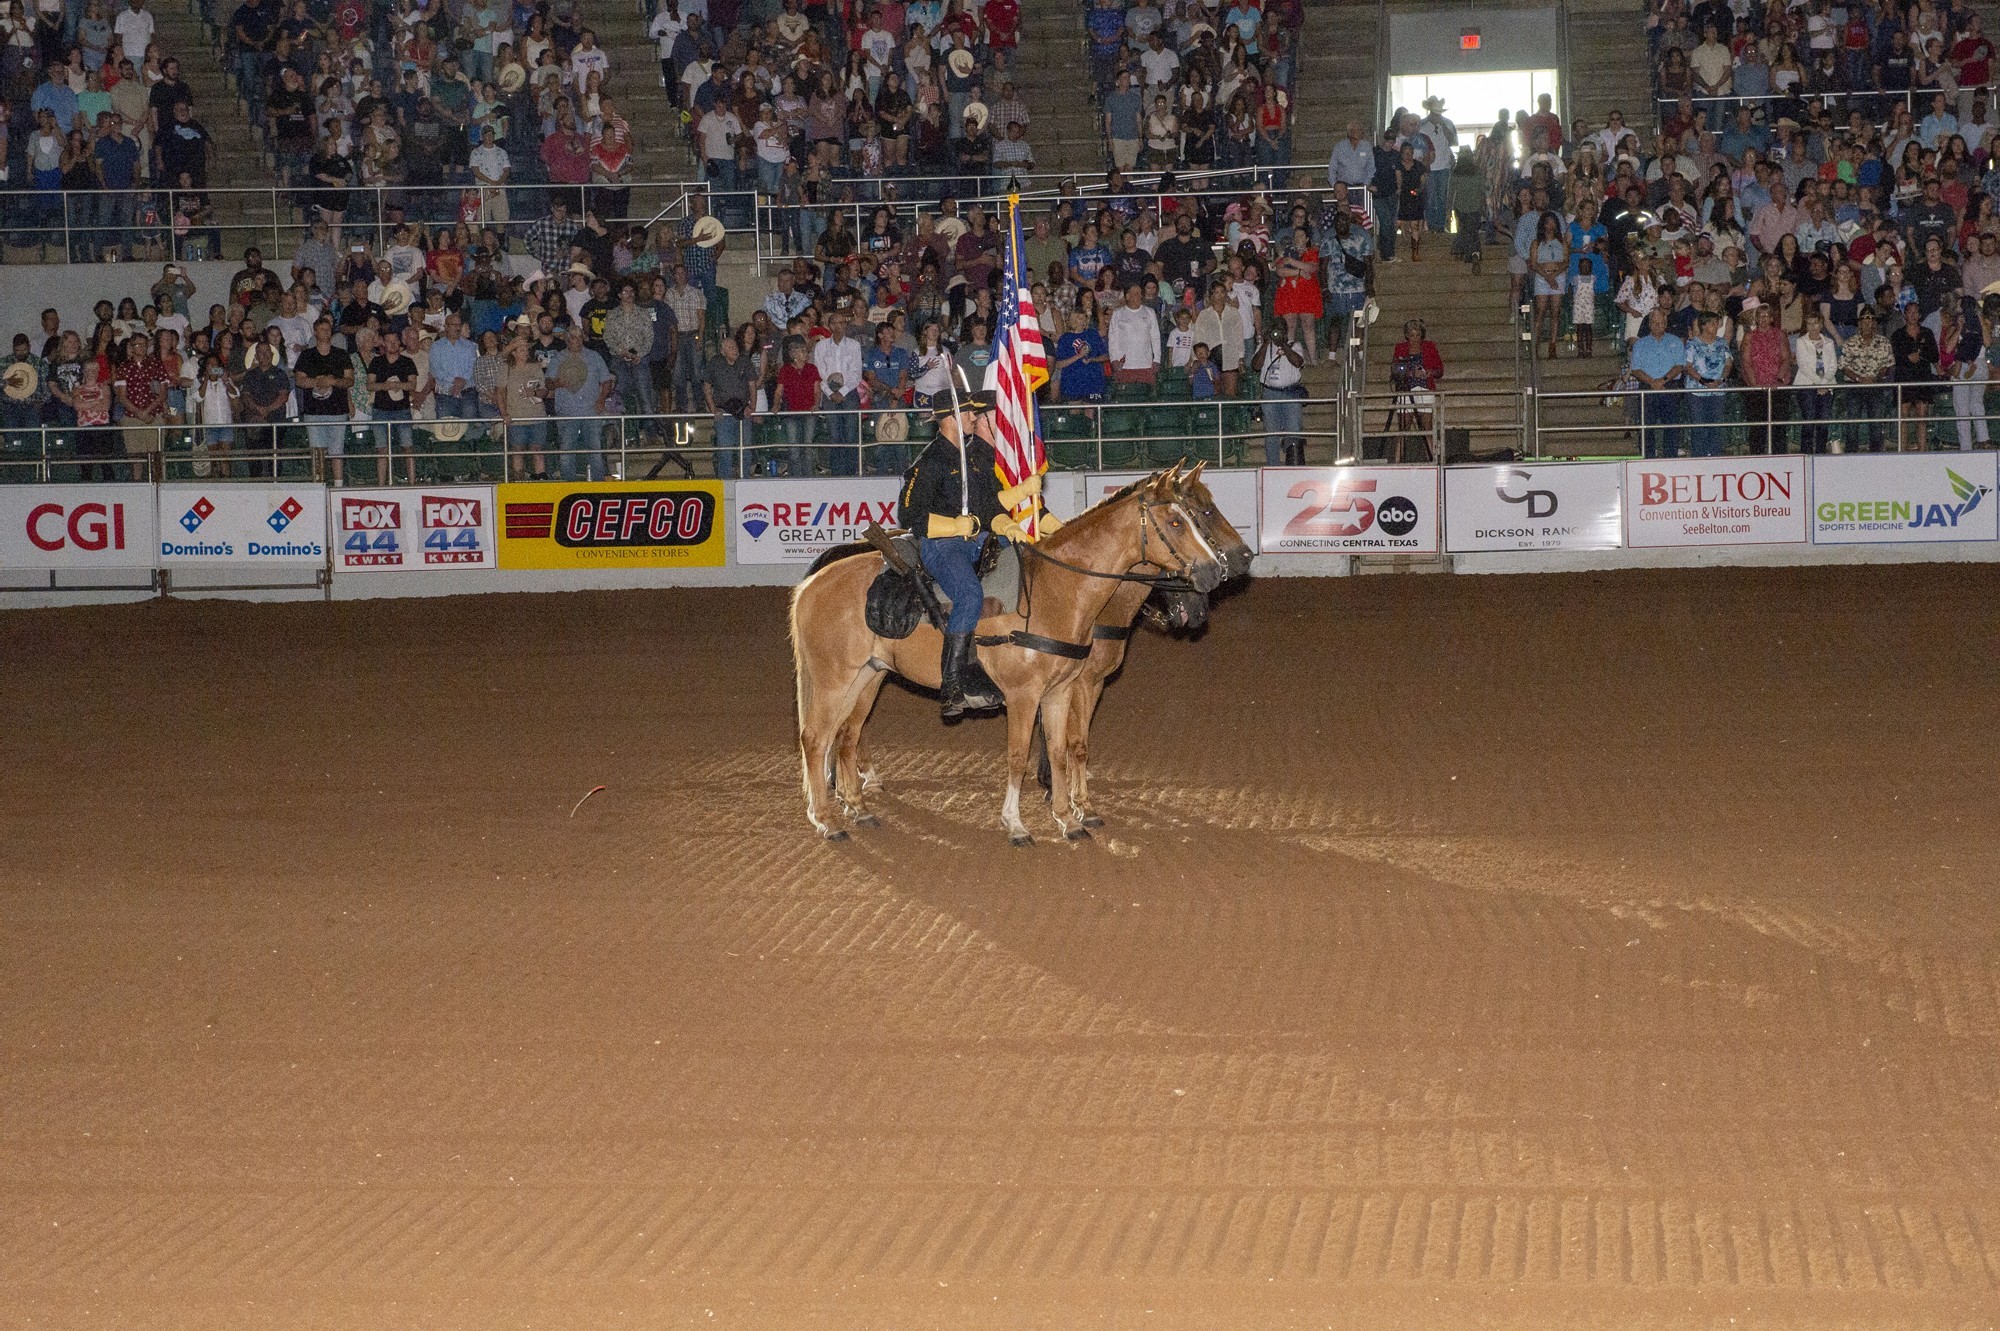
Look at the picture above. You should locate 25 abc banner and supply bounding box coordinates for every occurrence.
[332,487,496,571]
[0,484,157,570]
[1258,466,1439,554]
[734,478,900,564]
[1087,469,1262,552]
[157,484,327,564]
[1445,463,1623,553]
[496,480,725,569]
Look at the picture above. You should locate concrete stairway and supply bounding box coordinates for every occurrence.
[1017,0,1101,174]
[1292,0,1384,166]
[1365,241,1626,455]
[1564,0,1652,135]
[588,0,694,179]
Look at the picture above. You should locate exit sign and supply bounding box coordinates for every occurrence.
[1461,31,1481,49]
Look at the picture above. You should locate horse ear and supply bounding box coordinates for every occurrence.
[1186,459,1207,485]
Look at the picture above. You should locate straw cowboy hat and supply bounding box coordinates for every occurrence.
[429,418,468,442]
[380,282,415,316]
[935,216,968,243]
[2,361,39,401]
[691,215,726,248]
[567,260,597,278]
[497,63,526,92]
[946,48,975,78]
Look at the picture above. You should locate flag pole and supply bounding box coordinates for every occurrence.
[1008,191,1046,541]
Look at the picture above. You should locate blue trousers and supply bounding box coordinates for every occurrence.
[919,534,998,634]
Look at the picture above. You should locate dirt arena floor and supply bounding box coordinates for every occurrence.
[4,565,2000,1331]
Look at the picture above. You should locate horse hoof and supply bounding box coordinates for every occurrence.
[821,828,850,843]
[1081,815,1105,829]
[1009,833,1035,848]
[1065,826,1093,842]
[852,814,881,829]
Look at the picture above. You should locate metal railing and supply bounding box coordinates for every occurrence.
[1529,379,2000,458]
[0,392,1362,484]
[1650,82,2000,127]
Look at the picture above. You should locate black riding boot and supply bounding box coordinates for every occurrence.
[940,632,1003,719]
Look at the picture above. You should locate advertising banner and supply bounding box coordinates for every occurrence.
[733,478,901,564]
[1444,462,1624,553]
[1258,466,1440,554]
[495,480,725,569]
[1623,457,1809,547]
[1085,469,1263,553]
[0,484,157,570]
[1809,453,1998,545]
[332,486,498,571]
[157,484,328,564]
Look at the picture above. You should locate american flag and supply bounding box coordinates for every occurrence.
[984,197,1049,537]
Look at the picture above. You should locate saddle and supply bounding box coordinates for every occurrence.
[852,530,1022,640]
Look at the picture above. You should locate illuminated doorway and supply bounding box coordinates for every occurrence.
[1388,69,1561,156]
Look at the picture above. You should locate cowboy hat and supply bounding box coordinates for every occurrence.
[946,48,975,78]
[964,101,989,132]
[691,215,726,247]
[430,417,468,442]
[2,361,39,402]
[936,216,968,243]
[497,63,526,92]
[567,260,596,278]
[1982,280,2000,297]
[1422,95,1446,111]
[380,281,414,315]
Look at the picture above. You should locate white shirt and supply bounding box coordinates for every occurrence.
[648,9,683,56]
[1139,46,1179,88]
[1258,339,1303,388]
[569,44,609,90]
[113,6,154,65]
[1792,333,1838,386]
[1107,303,1161,371]
[470,143,510,183]
[697,109,740,162]
[813,334,863,399]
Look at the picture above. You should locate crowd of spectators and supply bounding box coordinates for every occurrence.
[1080,0,1301,181]
[0,163,1390,480]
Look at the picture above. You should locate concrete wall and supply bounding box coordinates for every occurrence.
[1387,6,1562,76]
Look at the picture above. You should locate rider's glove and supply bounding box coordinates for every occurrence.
[926,512,978,539]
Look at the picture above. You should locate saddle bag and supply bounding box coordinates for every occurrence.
[865,565,928,639]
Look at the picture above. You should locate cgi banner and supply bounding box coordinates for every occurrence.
[0,484,157,569]
[1444,463,1624,552]
[1623,458,1808,547]
[1258,466,1440,554]
[1809,453,1998,545]
[156,484,328,564]
[332,487,498,571]
[1085,469,1263,553]
[495,480,725,569]
[733,478,901,564]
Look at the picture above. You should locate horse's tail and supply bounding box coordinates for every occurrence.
[788,571,814,731]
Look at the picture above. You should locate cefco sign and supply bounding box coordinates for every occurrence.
[1087,469,1262,552]
[1623,458,1808,547]
[734,478,901,564]
[157,484,329,564]
[0,484,158,569]
[333,486,497,571]
[1810,453,1998,545]
[1445,463,1624,552]
[1259,466,1440,554]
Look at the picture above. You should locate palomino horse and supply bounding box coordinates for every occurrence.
[789,466,1236,843]
[1034,464,1254,829]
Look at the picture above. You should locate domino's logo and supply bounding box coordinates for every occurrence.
[267,496,304,533]
[179,496,215,533]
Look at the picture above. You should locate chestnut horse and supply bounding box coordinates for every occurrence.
[789,466,1235,843]
[1034,465,1254,828]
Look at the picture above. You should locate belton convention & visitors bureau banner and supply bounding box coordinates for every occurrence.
[495,480,725,569]
[1623,458,1809,548]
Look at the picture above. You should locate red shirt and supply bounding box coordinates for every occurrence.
[1391,340,1443,388]
[777,361,821,412]
[1955,35,1993,88]
[542,130,591,184]
[984,0,1019,46]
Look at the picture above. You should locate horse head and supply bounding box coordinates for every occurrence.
[1172,460,1254,582]
[1132,465,1231,596]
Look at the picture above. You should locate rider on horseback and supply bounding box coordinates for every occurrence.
[898,389,1054,719]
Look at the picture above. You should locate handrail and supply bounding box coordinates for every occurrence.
[1555,0,1575,133]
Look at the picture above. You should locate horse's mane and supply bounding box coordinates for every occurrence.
[1040,469,1163,550]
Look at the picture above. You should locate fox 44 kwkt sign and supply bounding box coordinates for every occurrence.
[332,486,496,572]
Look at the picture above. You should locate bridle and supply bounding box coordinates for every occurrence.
[1015,492,1217,591]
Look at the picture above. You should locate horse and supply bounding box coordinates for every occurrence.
[788,465,1239,844]
[1032,464,1254,829]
